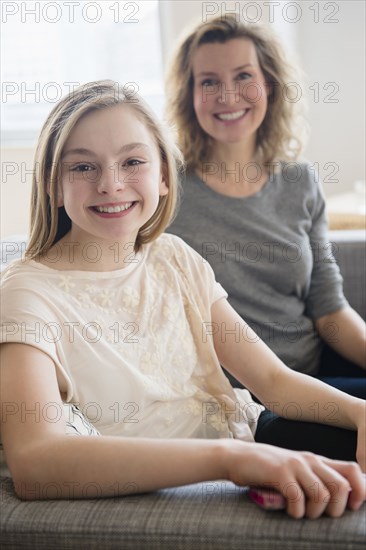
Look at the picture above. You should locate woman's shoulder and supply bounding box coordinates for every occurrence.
[276,159,316,181]
[275,159,321,196]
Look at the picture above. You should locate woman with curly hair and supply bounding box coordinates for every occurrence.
[166,15,365,398]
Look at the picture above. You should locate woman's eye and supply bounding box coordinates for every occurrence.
[237,72,252,80]
[124,159,144,167]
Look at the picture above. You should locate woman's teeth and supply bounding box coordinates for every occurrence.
[95,202,133,213]
[216,109,247,121]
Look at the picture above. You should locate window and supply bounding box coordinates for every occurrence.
[1,0,164,146]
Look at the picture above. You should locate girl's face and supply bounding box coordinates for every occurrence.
[192,38,269,150]
[58,104,168,247]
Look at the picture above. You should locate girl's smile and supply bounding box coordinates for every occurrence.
[90,201,137,217]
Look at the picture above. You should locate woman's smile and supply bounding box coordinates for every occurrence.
[214,108,251,123]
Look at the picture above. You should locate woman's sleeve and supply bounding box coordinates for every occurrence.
[304,165,349,320]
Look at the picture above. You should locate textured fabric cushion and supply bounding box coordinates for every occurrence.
[0,476,365,549]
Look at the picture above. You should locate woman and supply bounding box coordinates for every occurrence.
[165,15,366,398]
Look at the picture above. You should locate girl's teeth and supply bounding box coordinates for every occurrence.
[217,110,246,121]
[96,203,132,213]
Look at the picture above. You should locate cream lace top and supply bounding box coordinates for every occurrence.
[1,234,263,441]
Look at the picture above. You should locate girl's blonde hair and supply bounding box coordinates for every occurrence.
[165,15,307,170]
[26,80,183,259]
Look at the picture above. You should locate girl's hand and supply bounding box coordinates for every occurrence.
[223,441,366,519]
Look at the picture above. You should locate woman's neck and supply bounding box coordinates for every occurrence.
[196,141,268,198]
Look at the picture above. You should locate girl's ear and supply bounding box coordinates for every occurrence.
[56,188,64,207]
[47,181,64,207]
[159,176,169,196]
[159,165,169,196]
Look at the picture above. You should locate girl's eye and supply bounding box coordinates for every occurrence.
[201,79,218,87]
[72,164,94,172]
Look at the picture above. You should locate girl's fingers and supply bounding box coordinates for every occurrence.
[319,458,366,511]
[244,447,365,519]
[301,462,351,518]
[283,480,306,519]
[286,465,334,519]
[280,455,365,519]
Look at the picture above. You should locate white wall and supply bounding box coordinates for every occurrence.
[1,148,34,237]
[295,1,365,196]
[1,1,364,238]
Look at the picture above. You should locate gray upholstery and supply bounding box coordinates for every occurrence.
[1,477,365,549]
[0,230,365,548]
[329,230,366,319]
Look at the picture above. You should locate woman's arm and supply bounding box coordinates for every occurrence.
[211,298,366,469]
[315,306,366,369]
[1,342,365,518]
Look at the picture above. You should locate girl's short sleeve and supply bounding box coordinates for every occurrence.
[164,234,228,308]
[0,262,73,396]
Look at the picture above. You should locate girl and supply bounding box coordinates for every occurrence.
[166,16,366,399]
[0,81,365,520]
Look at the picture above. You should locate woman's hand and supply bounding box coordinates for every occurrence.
[355,401,366,471]
[315,307,366,370]
[222,440,366,519]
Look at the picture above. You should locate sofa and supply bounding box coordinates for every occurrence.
[1,230,365,549]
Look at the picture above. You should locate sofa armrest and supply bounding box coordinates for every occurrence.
[1,476,365,550]
[328,230,366,319]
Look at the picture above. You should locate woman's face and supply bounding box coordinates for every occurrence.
[192,38,269,149]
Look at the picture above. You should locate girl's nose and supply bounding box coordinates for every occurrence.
[97,165,126,194]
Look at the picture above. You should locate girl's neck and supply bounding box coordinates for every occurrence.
[197,141,268,198]
[39,233,138,272]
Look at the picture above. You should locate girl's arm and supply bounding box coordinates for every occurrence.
[1,342,365,518]
[210,298,366,470]
[315,307,366,369]
[0,343,225,497]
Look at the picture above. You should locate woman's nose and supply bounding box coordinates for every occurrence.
[217,80,241,106]
[97,165,126,194]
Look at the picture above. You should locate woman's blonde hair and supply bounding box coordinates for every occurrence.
[165,15,307,170]
[26,80,183,259]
